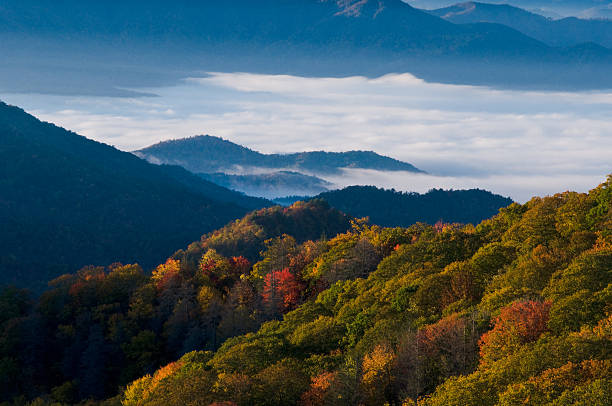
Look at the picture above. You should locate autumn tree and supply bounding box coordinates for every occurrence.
[253,235,298,281]
[479,300,552,365]
[152,259,182,291]
[394,314,480,401]
[361,344,396,405]
[300,371,341,406]
[263,268,304,316]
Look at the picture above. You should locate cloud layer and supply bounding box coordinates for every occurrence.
[2,72,610,202]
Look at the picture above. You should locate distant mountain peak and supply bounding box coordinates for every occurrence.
[433,1,545,20]
[429,1,612,49]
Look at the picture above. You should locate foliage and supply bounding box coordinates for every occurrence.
[2,177,611,405]
[478,300,552,365]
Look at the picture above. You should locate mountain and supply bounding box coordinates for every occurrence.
[429,2,612,48]
[1,175,609,403]
[199,171,332,199]
[0,102,270,289]
[134,135,423,175]
[0,198,352,401]
[315,185,513,226]
[1,0,612,94]
[407,1,608,16]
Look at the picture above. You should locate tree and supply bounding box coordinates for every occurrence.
[252,235,298,282]
[300,371,340,406]
[253,359,310,406]
[361,344,396,405]
[152,259,181,291]
[78,324,108,399]
[262,268,304,315]
[479,300,552,365]
[199,250,250,293]
[393,314,480,402]
[217,280,259,344]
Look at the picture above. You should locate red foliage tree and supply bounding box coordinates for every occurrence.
[262,268,304,314]
[479,300,552,364]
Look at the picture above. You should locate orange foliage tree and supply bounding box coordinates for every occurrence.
[300,371,340,406]
[479,300,552,364]
[151,259,181,290]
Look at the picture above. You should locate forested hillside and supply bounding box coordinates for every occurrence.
[0,200,351,403]
[0,176,609,405]
[315,186,513,227]
[0,102,269,290]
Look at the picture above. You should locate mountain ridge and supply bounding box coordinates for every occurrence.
[429,2,612,48]
[1,0,612,94]
[134,135,424,175]
[1,173,608,403]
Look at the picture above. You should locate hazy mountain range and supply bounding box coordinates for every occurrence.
[135,135,423,174]
[406,1,611,17]
[1,0,612,95]
[430,2,612,47]
[135,135,423,198]
[199,171,333,199]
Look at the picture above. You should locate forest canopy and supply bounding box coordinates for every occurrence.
[0,176,610,405]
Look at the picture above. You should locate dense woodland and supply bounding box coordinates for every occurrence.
[316,186,513,227]
[0,176,610,405]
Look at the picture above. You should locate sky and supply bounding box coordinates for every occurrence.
[2,72,610,202]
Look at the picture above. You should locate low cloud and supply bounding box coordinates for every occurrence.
[1,72,610,202]
[324,170,607,203]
